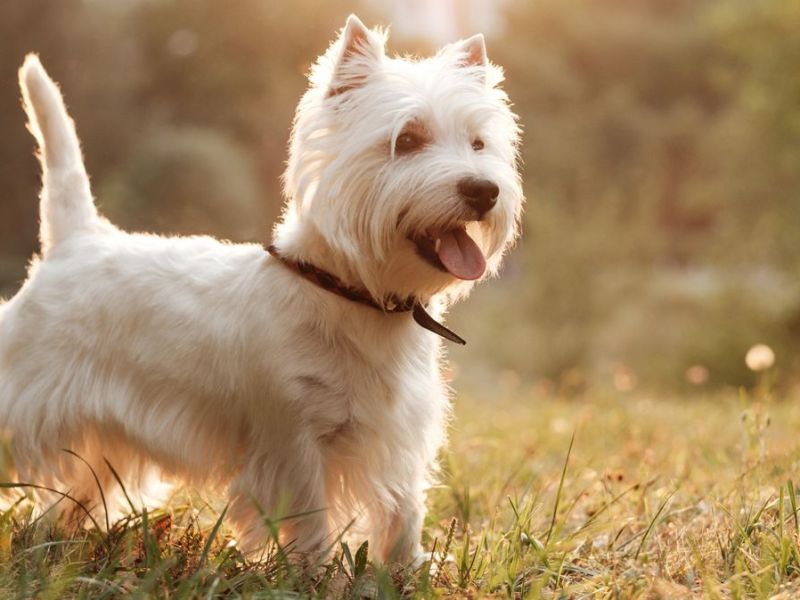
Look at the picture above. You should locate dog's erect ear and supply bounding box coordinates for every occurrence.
[327,14,385,98]
[456,34,488,69]
[451,34,506,90]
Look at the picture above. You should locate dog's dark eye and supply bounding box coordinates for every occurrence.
[472,138,485,151]
[395,133,424,154]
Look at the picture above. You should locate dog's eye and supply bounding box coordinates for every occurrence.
[472,138,485,151]
[395,133,424,154]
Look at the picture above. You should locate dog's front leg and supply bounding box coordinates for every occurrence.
[228,443,331,560]
[369,484,427,566]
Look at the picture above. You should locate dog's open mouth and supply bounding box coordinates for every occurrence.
[410,225,486,281]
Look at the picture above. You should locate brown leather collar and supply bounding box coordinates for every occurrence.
[266,244,466,345]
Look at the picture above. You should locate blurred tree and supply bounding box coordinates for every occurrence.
[713,0,800,270]
[0,0,136,287]
[0,0,363,290]
[129,0,366,229]
[451,0,799,390]
[1,0,797,391]
[100,128,264,240]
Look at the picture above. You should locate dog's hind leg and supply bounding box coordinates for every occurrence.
[12,424,153,529]
[18,54,108,257]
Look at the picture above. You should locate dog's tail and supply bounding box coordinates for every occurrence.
[19,54,98,257]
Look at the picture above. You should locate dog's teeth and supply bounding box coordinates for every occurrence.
[434,238,441,252]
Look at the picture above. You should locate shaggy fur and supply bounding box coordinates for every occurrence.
[0,16,522,563]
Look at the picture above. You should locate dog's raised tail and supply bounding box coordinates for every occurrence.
[19,54,97,256]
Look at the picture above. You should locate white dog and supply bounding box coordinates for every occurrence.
[0,15,522,564]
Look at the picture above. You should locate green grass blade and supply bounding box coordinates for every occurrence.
[545,432,575,546]
[62,448,110,532]
[635,488,677,559]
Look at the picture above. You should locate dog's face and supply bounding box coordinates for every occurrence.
[282,15,523,303]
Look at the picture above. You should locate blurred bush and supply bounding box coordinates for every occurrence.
[100,128,265,240]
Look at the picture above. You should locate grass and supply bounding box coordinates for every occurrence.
[2,385,800,598]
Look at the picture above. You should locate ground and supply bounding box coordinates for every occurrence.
[2,384,799,598]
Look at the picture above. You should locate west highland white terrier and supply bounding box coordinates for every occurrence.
[0,15,522,564]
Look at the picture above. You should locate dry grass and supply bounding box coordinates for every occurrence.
[2,384,800,598]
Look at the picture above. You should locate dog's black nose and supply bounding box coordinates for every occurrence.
[457,178,499,218]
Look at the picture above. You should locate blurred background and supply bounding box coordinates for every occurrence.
[0,0,797,395]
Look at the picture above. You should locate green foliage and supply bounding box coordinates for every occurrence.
[0,0,797,389]
[0,0,359,291]
[451,0,800,391]
[100,128,266,240]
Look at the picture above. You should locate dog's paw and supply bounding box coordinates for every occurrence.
[410,549,454,573]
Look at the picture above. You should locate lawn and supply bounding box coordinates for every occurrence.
[2,386,800,598]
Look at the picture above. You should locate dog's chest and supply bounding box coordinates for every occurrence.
[288,335,438,446]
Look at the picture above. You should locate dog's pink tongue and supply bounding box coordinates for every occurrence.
[436,228,486,280]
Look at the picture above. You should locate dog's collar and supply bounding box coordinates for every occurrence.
[265,244,466,345]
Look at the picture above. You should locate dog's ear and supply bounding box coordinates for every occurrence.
[455,34,488,69]
[444,33,503,88]
[451,34,492,86]
[327,15,385,98]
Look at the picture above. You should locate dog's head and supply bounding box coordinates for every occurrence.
[279,15,523,304]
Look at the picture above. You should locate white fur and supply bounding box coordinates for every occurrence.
[0,16,522,564]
